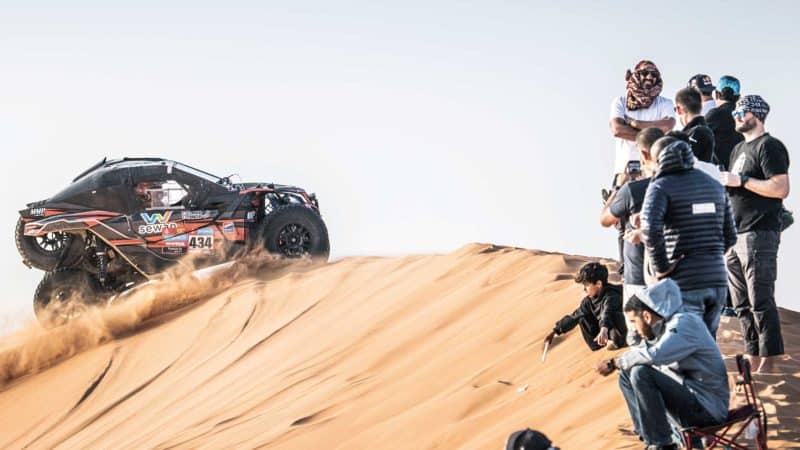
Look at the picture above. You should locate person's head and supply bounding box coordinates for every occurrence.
[574,262,608,298]
[624,294,663,340]
[714,75,740,104]
[674,87,702,126]
[734,95,770,134]
[636,127,664,174]
[505,429,558,450]
[648,136,680,166]
[687,74,715,100]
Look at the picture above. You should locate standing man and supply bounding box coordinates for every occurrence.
[609,60,675,188]
[596,279,729,450]
[720,95,790,373]
[674,87,715,163]
[688,74,717,115]
[640,137,737,338]
[706,75,744,169]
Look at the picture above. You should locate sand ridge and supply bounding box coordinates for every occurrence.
[0,244,797,449]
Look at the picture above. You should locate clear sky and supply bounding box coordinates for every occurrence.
[1,1,798,325]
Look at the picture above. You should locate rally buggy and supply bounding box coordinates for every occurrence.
[16,157,329,323]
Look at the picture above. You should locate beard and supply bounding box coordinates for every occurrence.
[736,117,758,133]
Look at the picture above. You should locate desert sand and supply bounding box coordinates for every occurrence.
[0,244,797,449]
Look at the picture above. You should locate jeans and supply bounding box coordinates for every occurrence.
[726,230,784,356]
[618,366,719,446]
[680,287,727,339]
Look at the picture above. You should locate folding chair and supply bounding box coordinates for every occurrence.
[681,354,767,449]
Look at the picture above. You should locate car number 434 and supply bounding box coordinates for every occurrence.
[189,236,213,249]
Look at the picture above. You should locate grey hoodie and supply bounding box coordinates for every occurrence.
[616,279,729,422]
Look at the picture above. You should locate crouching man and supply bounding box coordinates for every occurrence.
[545,262,627,351]
[596,279,729,450]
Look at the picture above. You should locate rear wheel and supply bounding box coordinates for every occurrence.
[260,205,329,260]
[15,218,85,271]
[33,269,102,326]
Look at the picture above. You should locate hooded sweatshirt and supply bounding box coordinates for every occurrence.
[641,140,737,291]
[616,279,729,422]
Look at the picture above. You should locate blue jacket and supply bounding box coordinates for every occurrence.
[616,279,730,422]
[641,140,737,290]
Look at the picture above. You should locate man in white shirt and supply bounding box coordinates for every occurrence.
[688,74,717,115]
[609,60,676,188]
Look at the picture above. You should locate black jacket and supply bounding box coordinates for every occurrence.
[641,141,737,291]
[554,284,625,334]
[705,102,744,169]
[683,115,716,163]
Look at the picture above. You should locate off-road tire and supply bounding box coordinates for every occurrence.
[15,217,85,271]
[33,268,102,326]
[260,205,330,260]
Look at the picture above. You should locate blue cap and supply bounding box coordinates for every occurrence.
[717,76,740,95]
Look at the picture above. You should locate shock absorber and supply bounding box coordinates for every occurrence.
[95,240,108,286]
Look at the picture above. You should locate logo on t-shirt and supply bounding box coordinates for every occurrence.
[732,153,747,174]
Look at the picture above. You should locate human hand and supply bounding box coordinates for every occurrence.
[719,171,741,187]
[630,213,641,229]
[623,228,642,245]
[656,255,684,279]
[596,359,616,376]
[594,327,609,346]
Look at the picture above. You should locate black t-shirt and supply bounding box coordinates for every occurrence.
[683,116,715,163]
[727,133,790,232]
[706,102,744,168]
[609,178,650,285]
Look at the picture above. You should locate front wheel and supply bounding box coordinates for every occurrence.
[260,205,330,261]
[33,269,103,326]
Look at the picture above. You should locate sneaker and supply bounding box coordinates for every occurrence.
[722,307,736,317]
[606,341,620,350]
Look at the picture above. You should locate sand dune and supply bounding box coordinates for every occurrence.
[0,244,797,449]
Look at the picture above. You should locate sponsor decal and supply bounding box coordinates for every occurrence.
[223,222,236,235]
[195,227,214,236]
[138,211,178,234]
[164,234,188,247]
[181,210,218,220]
[29,208,45,217]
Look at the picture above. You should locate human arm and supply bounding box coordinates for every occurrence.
[616,316,699,370]
[553,300,588,335]
[627,116,675,133]
[609,118,640,141]
[720,173,790,199]
[600,184,628,227]
[640,183,672,276]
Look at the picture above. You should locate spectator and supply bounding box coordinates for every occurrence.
[706,75,744,169]
[544,262,627,351]
[596,279,729,450]
[674,87,715,163]
[665,130,721,181]
[640,137,737,338]
[600,127,663,344]
[609,60,675,188]
[688,74,717,115]
[720,94,790,373]
[505,428,559,450]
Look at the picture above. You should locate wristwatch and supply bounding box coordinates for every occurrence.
[739,174,750,188]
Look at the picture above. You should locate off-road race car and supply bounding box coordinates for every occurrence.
[16,157,329,323]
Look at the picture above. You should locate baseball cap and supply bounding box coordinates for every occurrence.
[717,75,741,95]
[688,74,715,94]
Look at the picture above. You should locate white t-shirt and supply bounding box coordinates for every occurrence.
[701,99,716,116]
[610,95,675,174]
[694,157,722,183]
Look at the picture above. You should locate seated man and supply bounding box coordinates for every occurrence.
[545,262,627,351]
[596,279,729,450]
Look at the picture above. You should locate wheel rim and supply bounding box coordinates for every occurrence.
[275,223,311,257]
[35,232,69,254]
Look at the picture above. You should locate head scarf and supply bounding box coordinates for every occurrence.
[735,95,770,122]
[625,60,663,111]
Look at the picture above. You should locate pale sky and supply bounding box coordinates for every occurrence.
[1,1,798,326]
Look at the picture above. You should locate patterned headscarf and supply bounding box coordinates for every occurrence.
[735,95,770,122]
[625,60,663,111]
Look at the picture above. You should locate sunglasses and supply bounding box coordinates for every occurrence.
[636,69,659,77]
[732,110,747,119]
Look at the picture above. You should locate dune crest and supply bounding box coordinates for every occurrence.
[0,244,797,449]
